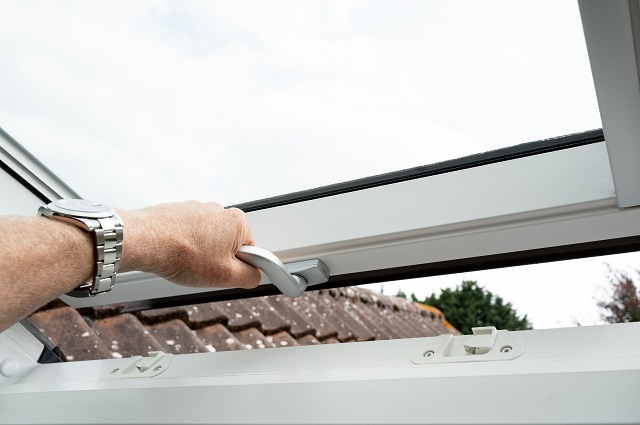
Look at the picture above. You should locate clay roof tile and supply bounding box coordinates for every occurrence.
[29,286,457,362]
[195,323,246,352]
[269,331,299,348]
[234,327,276,350]
[263,295,316,338]
[29,307,111,361]
[93,313,164,358]
[147,319,209,354]
[215,299,261,332]
[240,298,290,335]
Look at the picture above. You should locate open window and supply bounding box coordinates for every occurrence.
[1,1,640,423]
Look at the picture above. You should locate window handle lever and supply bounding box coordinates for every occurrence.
[236,246,330,298]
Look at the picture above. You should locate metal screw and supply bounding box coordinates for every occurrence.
[424,350,435,358]
[500,346,512,353]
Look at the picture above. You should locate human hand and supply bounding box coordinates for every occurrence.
[119,201,262,289]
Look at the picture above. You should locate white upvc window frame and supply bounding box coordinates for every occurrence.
[580,0,640,208]
[1,321,639,424]
[1,1,640,423]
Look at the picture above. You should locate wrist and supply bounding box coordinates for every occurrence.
[118,209,157,274]
[118,208,180,277]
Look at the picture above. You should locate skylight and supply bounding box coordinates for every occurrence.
[0,0,600,208]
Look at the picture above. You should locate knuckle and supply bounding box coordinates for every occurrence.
[226,206,244,216]
[204,201,224,210]
[226,207,247,223]
[183,200,202,209]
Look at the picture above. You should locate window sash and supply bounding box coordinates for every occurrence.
[579,0,640,207]
[60,140,640,309]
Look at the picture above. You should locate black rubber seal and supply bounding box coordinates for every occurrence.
[0,126,80,203]
[0,160,51,204]
[19,319,68,364]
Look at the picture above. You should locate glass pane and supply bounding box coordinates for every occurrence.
[0,0,600,208]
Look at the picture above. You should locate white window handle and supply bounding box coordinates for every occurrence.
[236,246,330,298]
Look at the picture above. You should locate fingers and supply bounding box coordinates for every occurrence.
[224,207,261,288]
[224,207,256,249]
[229,257,263,289]
[203,203,261,288]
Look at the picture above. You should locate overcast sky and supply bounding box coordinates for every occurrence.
[2,0,637,329]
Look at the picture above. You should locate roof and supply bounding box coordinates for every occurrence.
[28,286,457,362]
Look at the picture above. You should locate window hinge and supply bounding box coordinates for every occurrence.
[102,351,171,379]
[411,326,524,365]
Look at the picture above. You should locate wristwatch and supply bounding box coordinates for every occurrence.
[38,199,124,297]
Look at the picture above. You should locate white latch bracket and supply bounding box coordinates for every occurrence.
[411,326,524,365]
[102,351,171,379]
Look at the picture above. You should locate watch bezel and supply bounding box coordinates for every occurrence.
[41,199,116,219]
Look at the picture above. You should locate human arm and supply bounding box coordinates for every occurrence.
[0,201,261,332]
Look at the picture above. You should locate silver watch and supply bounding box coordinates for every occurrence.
[38,199,124,297]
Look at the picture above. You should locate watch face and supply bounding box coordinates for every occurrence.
[49,199,115,218]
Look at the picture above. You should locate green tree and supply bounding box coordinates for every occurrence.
[597,268,640,323]
[420,280,531,334]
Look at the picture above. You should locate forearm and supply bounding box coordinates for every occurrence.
[0,216,94,331]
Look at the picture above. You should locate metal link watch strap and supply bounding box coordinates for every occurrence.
[70,216,124,297]
[94,216,124,295]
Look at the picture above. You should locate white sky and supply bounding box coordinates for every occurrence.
[1,0,637,329]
